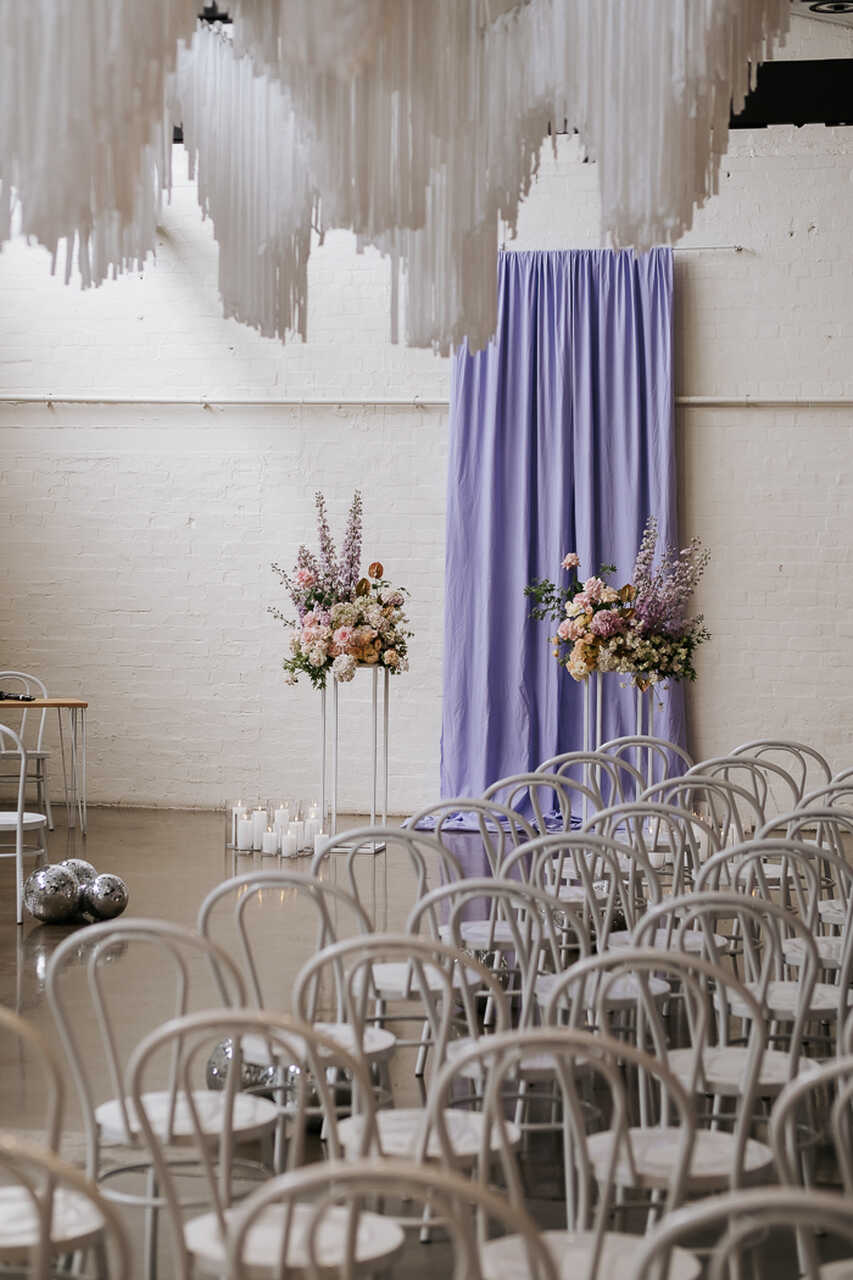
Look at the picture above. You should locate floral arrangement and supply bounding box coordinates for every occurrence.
[525,517,710,688]
[271,491,411,689]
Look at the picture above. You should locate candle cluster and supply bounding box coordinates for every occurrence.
[228,798,325,859]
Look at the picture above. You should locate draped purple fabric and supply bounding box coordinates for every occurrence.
[441,248,684,799]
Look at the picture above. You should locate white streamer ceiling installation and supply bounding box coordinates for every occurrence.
[0,0,790,353]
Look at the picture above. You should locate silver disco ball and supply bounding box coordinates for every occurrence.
[81,873,129,921]
[23,866,81,924]
[60,858,97,888]
[206,1038,281,1094]
[205,1039,327,1127]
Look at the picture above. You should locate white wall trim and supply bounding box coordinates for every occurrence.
[1,395,853,410]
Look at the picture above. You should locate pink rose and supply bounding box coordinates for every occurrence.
[332,626,354,649]
[556,619,572,641]
[296,568,316,588]
[561,552,580,569]
[582,576,604,601]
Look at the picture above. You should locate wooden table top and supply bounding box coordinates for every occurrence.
[0,697,88,709]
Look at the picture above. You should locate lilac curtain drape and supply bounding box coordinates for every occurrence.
[440,248,684,799]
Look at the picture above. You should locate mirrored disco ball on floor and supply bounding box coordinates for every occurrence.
[23,866,81,923]
[205,1039,326,1127]
[81,874,129,921]
[60,858,97,888]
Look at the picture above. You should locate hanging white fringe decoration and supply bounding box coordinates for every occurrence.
[0,0,197,287]
[0,0,790,352]
[176,29,315,341]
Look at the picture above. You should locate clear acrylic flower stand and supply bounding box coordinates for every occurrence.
[581,671,656,753]
[319,665,389,851]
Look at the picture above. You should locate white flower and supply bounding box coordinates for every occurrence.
[308,645,328,667]
[332,654,357,683]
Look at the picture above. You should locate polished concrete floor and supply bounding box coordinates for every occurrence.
[0,807,843,1278]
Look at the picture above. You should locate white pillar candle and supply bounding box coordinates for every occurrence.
[262,826,279,856]
[314,831,326,858]
[307,802,320,821]
[273,805,290,831]
[306,817,322,843]
[231,800,244,846]
[284,829,298,858]
[290,820,305,849]
[237,817,253,851]
[252,808,268,851]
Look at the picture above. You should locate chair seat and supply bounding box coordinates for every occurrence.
[438,920,516,950]
[729,980,843,1021]
[666,1046,823,1097]
[96,1089,278,1146]
[820,1261,853,1280]
[0,1185,105,1259]
[481,1229,701,1280]
[0,811,47,830]
[338,1107,521,1162]
[585,1127,774,1194]
[609,927,728,953]
[363,961,481,1002]
[783,936,843,969]
[444,1034,584,1080]
[241,1025,396,1067]
[819,899,846,928]
[184,1201,405,1278]
[535,971,670,1012]
[552,880,609,903]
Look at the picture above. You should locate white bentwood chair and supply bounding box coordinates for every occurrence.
[428,1026,700,1280]
[0,1134,132,1280]
[46,918,252,1280]
[0,722,48,924]
[0,671,54,830]
[628,1187,853,1280]
[128,1008,381,1280]
[226,1158,560,1280]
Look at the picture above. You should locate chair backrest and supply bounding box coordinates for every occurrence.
[407,878,587,1024]
[641,774,764,846]
[769,806,853,865]
[292,933,509,1087]
[197,870,372,1007]
[541,948,771,1160]
[226,1157,560,1280]
[798,781,853,812]
[627,1187,853,1280]
[0,1006,64,1150]
[633,890,824,1066]
[46,918,247,1176]
[0,672,48,752]
[405,797,536,877]
[598,734,693,791]
[731,738,832,800]
[429,1025,694,1245]
[502,831,661,950]
[128,1008,380,1280]
[582,800,719,884]
[0,722,28,817]
[771,1053,853,1194]
[688,754,800,828]
[536,749,646,808]
[0,1133,132,1280]
[309,825,462,930]
[697,837,853,930]
[834,765,853,784]
[483,770,599,830]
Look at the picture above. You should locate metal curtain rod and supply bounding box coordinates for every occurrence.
[0,395,851,409]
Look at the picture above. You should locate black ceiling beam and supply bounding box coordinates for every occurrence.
[730,58,853,127]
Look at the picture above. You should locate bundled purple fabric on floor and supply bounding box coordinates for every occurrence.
[441,248,685,800]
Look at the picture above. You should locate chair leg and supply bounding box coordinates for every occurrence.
[41,760,55,831]
[15,826,23,926]
[143,1165,159,1280]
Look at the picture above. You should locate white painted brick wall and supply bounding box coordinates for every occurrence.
[1,14,851,807]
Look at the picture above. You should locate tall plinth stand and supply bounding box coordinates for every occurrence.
[319,665,389,847]
[579,673,657,819]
